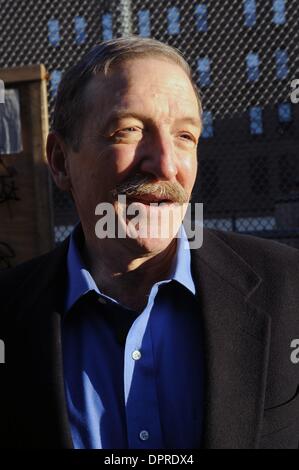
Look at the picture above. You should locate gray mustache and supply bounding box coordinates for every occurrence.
[111,174,189,204]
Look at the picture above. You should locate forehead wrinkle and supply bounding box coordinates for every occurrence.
[123,87,194,122]
[86,57,196,105]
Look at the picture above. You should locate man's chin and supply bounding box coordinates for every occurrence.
[124,215,182,251]
[125,233,177,256]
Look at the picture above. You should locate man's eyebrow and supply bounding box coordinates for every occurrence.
[100,111,202,133]
[100,111,147,133]
[175,116,202,128]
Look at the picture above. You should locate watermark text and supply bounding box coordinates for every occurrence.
[95,197,203,249]
[290,339,299,364]
[0,79,4,104]
[0,339,5,364]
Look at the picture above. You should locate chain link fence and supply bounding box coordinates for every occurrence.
[1,0,298,245]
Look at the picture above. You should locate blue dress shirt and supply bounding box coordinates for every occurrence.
[62,225,204,449]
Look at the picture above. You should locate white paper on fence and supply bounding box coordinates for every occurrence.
[0,89,23,154]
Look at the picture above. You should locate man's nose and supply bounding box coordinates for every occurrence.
[139,131,178,181]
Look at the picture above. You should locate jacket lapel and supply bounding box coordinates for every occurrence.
[191,230,271,449]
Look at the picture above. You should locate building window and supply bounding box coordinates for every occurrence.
[279,155,296,194]
[74,16,87,45]
[167,7,180,35]
[102,13,113,40]
[50,70,62,97]
[138,10,151,37]
[48,19,60,46]
[278,103,292,123]
[195,4,208,32]
[199,160,219,202]
[272,0,286,25]
[246,52,259,81]
[249,156,270,195]
[243,0,256,28]
[275,49,289,80]
[197,57,211,87]
[249,106,263,135]
[202,111,214,138]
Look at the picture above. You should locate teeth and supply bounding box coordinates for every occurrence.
[158,201,170,206]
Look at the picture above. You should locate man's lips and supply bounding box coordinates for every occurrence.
[126,195,174,205]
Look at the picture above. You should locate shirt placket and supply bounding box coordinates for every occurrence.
[124,285,163,448]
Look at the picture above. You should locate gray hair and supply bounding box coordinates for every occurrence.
[52,36,202,150]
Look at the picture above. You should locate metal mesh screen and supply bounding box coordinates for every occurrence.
[1,0,298,245]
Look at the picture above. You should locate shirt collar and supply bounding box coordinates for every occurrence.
[65,225,100,312]
[65,224,195,313]
[170,224,196,295]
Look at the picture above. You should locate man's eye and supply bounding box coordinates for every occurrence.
[179,133,196,143]
[112,127,142,138]
[181,133,191,139]
[122,127,137,132]
[109,127,144,143]
[119,127,140,134]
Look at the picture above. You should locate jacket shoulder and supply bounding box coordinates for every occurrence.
[0,239,69,304]
[206,229,299,269]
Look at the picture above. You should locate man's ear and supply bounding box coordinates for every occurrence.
[46,132,72,191]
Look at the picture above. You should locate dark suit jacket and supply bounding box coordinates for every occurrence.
[0,229,299,449]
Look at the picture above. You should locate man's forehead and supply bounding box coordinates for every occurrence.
[84,70,128,101]
[83,58,200,127]
[86,57,193,96]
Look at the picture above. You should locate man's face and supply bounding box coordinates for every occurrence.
[66,57,201,254]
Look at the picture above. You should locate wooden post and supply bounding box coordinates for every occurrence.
[0,64,54,268]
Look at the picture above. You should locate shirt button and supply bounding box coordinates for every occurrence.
[139,430,149,441]
[98,297,107,305]
[132,350,141,361]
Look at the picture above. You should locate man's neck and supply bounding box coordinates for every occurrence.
[82,237,177,312]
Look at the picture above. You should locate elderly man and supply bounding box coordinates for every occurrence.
[0,37,299,450]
